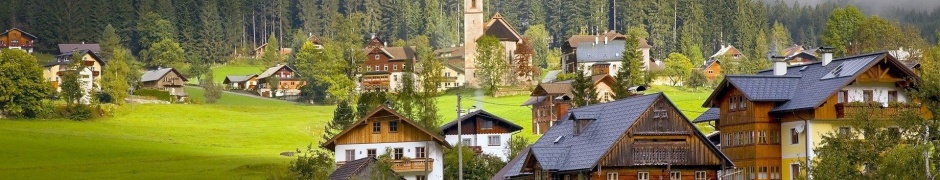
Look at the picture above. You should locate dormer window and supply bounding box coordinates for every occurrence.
[482,120,493,130]
[573,119,594,135]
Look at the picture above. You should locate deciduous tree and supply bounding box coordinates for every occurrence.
[664,53,693,86]
[101,48,132,104]
[0,50,52,118]
[475,35,507,94]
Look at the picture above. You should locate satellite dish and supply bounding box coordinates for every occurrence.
[795,124,805,134]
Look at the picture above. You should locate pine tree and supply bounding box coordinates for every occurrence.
[263,33,281,64]
[322,101,356,142]
[200,0,227,64]
[613,33,644,99]
[100,24,121,59]
[202,70,222,103]
[771,21,792,52]
[571,67,597,107]
[525,24,550,69]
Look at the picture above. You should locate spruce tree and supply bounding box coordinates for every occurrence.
[323,100,355,142]
[571,68,597,107]
[613,33,644,100]
[100,24,121,59]
[202,70,222,104]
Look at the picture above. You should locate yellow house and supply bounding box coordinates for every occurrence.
[43,50,105,92]
[698,49,926,180]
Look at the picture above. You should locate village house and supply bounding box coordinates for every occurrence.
[140,67,188,101]
[58,43,101,54]
[358,37,418,92]
[697,48,929,180]
[780,45,819,65]
[328,157,404,180]
[700,45,743,82]
[322,105,450,180]
[43,49,105,104]
[438,64,466,92]
[440,109,523,161]
[222,74,258,90]
[0,28,37,53]
[255,64,304,97]
[562,31,657,77]
[522,74,617,134]
[499,93,733,180]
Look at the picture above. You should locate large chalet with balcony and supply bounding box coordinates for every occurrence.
[697,48,929,180]
[255,64,304,97]
[42,50,105,104]
[500,93,733,180]
[322,105,450,180]
[523,74,617,134]
[562,31,656,77]
[0,28,36,53]
[358,37,418,92]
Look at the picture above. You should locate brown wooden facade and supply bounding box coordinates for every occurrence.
[442,115,514,136]
[703,62,722,81]
[713,88,782,180]
[141,69,187,93]
[0,28,36,52]
[323,106,450,150]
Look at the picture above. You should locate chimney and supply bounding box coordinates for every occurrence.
[772,55,788,76]
[370,33,376,39]
[594,36,599,45]
[604,36,609,44]
[819,46,835,66]
[383,41,387,47]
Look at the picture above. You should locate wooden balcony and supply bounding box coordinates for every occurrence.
[391,158,434,173]
[836,103,922,119]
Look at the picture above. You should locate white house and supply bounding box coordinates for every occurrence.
[322,105,450,180]
[441,109,523,161]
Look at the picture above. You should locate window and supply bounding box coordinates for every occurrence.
[416,175,427,180]
[445,72,451,77]
[741,96,747,109]
[393,148,403,160]
[770,130,780,144]
[462,138,472,146]
[367,149,376,157]
[471,0,477,8]
[606,172,618,180]
[637,172,649,180]
[758,131,767,144]
[367,66,372,71]
[839,126,851,137]
[416,147,426,158]
[791,164,801,180]
[482,120,494,130]
[730,96,737,111]
[863,90,874,102]
[388,120,398,133]
[888,90,898,103]
[375,55,380,60]
[791,128,799,144]
[383,65,388,71]
[694,171,707,180]
[759,166,768,179]
[670,171,680,180]
[771,166,781,180]
[488,135,500,146]
[393,64,398,70]
[374,65,379,71]
[749,167,756,180]
[708,70,714,74]
[372,121,381,134]
[345,149,355,161]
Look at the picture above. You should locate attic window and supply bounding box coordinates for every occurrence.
[553,135,564,144]
[800,66,808,71]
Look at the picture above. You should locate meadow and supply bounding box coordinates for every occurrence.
[0,81,713,179]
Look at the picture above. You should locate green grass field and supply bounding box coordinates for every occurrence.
[0,82,714,178]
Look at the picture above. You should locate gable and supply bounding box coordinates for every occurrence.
[855,57,910,83]
[484,19,521,42]
[440,110,523,135]
[322,106,450,150]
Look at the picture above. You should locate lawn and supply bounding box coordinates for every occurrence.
[0,88,334,179]
[435,91,537,140]
[187,65,267,84]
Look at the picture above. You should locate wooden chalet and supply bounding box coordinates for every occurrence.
[523,74,618,134]
[502,93,734,180]
[700,45,743,81]
[699,49,930,180]
[0,28,36,53]
[140,67,188,101]
[562,31,653,75]
[255,64,304,97]
[223,74,258,90]
[359,37,418,92]
[322,105,450,179]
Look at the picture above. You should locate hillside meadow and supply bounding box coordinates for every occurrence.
[0,84,712,178]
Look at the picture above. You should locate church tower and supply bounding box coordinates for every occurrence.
[463,0,484,87]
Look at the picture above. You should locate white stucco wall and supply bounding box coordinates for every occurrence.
[842,82,908,106]
[444,133,513,161]
[334,141,445,180]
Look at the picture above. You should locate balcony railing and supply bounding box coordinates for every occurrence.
[836,103,921,119]
[391,158,434,172]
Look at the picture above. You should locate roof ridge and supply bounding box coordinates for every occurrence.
[757,51,889,73]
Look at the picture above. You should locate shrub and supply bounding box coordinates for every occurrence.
[95,92,114,104]
[133,89,173,102]
[65,105,93,121]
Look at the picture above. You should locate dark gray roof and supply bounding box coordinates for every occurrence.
[521,96,547,106]
[224,75,254,83]
[692,108,720,123]
[525,93,661,172]
[58,44,101,54]
[141,68,187,82]
[440,110,523,133]
[575,40,625,62]
[492,146,530,180]
[704,52,914,113]
[541,70,562,83]
[328,157,404,180]
[701,59,719,69]
[46,49,104,67]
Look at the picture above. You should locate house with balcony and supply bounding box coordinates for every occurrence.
[255,64,304,97]
[522,74,618,134]
[562,31,656,77]
[358,37,418,92]
[322,105,451,180]
[43,50,105,104]
[222,74,258,90]
[140,67,188,101]
[698,48,929,180]
[499,93,733,180]
[700,45,744,82]
[440,109,523,161]
[0,28,37,53]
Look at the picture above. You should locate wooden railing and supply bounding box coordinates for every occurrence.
[836,103,921,119]
[391,158,433,172]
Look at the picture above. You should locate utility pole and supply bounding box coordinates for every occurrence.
[457,88,464,180]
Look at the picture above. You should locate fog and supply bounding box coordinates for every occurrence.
[766,0,940,14]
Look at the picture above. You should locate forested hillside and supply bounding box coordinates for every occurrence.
[1,0,937,62]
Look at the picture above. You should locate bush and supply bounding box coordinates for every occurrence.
[65,105,93,121]
[133,89,173,102]
[95,92,114,104]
